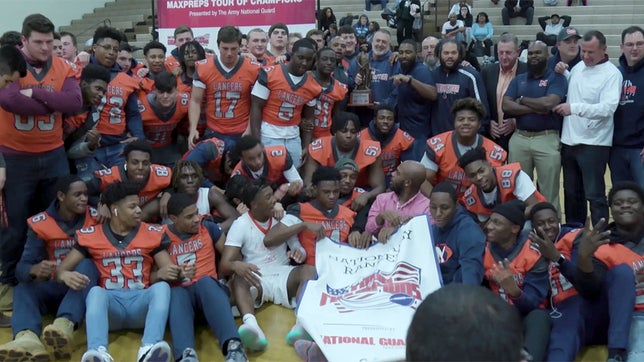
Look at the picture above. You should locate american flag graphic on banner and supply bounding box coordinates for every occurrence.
[297,215,443,362]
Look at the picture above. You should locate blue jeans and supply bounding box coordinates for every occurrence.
[583,264,634,350]
[12,260,98,337]
[561,144,610,225]
[0,147,69,285]
[74,143,125,182]
[629,312,644,361]
[610,146,644,190]
[261,135,303,169]
[548,296,584,362]
[169,277,239,359]
[85,282,170,349]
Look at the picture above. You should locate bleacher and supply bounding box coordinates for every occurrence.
[58,0,155,59]
[321,0,637,60]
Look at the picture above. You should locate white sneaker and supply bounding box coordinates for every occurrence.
[180,347,199,362]
[82,346,114,362]
[137,341,171,362]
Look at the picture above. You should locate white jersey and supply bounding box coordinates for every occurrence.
[196,187,211,215]
[226,212,290,269]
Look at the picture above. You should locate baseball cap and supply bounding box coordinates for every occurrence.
[557,27,581,42]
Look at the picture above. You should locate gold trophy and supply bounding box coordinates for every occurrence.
[349,44,373,106]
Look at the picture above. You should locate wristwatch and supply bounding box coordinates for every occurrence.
[407,75,413,84]
[556,254,566,266]
[517,96,524,105]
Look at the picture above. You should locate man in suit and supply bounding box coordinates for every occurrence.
[481,33,527,151]
[502,0,534,25]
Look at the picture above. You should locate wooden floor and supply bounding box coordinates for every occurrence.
[0,172,616,361]
[0,304,300,361]
[0,304,610,361]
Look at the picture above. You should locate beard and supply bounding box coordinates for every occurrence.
[440,58,459,71]
[528,60,547,76]
[390,180,403,195]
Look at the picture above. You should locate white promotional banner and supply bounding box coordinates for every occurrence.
[297,215,443,362]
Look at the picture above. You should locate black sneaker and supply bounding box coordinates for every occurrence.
[225,340,248,362]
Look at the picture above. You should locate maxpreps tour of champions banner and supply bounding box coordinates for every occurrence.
[157,0,316,52]
[297,215,443,362]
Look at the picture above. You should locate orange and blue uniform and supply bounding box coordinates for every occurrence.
[312,78,348,139]
[309,136,381,188]
[258,65,322,128]
[484,236,549,315]
[138,91,190,148]
[424,131,506,198]
[360,125,414,183]
[231,145,292,187]
[75,223,169,289]
[93,164,172,205]
[286,202,356,266]
[461,163,546,219]
[194,56,261,136]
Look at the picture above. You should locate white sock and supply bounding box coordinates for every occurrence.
[290,323,304,333]
[242,314,266,339]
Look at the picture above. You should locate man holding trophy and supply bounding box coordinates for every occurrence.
[348,29,397,126]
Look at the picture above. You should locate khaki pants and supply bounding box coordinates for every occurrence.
[509,130,561,213]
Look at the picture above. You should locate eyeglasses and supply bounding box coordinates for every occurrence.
[624,41,644,48]
[95,43,118,53]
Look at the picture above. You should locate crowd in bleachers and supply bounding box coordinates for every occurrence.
[0,0,641,360]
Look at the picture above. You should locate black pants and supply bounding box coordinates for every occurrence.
[397,18,414,45]
[536,32,557,46]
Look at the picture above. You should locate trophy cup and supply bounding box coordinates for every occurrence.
[349,44,373,107]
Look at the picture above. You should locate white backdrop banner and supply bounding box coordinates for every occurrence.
[297,215,443,362]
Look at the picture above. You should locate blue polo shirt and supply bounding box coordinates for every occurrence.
[505,69,568,132]
[392,60,435,138]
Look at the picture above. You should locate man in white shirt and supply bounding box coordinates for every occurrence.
[220,182,315,352]
[553,30,622,225]
[536,14,572,46]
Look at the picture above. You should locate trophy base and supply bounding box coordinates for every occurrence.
[348,89,373,107]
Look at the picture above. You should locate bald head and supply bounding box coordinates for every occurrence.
[401,161,427,190]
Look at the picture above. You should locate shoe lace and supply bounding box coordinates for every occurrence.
[183,348,197,358]
[225,341,248,362]
[97,346,114,362]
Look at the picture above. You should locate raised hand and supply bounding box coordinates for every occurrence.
[577,218,610,260]
[529,227,560,262]
[490,259,521,297]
